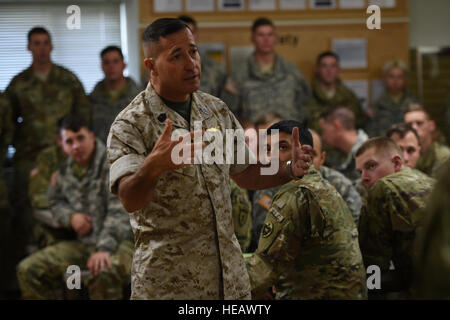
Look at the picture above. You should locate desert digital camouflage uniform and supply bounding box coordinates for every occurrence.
[246,167,367,300]
[17,139,133,300]
[414,160,450,299]
[230,179,252,253]
[28,144,75,248]
[366,91,417,137]
[307,78,366,132]
[200,53,239,115]
[89,77,141,144]
[233,54,310,123]
[319,166,362,224]
[324,129,369,183]
[107,83,252,300]
[5,64,91,268]
[358,167,435,298]
[415,141,450,179]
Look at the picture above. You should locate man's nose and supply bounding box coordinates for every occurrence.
[185,54,196,70]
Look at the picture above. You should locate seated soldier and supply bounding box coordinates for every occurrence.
[309,129,362,224]
[386,123,421,169]
[246,120,367,300]
[355,137,435,299]
[28,118,75,248]
[230,179,252,253]
[319,106,369,182]
[17,115,133,300]
[404,103,450,178]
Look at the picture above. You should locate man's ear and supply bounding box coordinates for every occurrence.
[320,151,327,166]
[333,119,342,130]
[144,58,157,76]
[392,155,403,172]
[429,119,436,132]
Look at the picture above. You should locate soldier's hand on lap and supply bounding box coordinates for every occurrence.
[70,213,92,236]
[291,127,313,177]
[87,252,112,276]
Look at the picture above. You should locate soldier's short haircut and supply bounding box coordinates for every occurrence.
[178,15,197,31]
[28,26,51,43]
[58,115,91,133]
[386,123,420,144]
[267,120,313,148]
[383,60,408,76]
[316,51,340,65]
[251,17,274,33]
[319,106,355,131]
[355,137,403,159]
[100,45,124,60]
[142,18,189,58]
[404,102,429,118]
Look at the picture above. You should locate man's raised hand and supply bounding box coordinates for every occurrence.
[290,127,313,177]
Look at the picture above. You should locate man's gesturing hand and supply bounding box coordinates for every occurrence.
[290,127,313,177]
[144,119,204,175]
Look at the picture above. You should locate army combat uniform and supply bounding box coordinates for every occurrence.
[107,83,252,299]
[17,140,133,300]
[416,141,450,179]
[358,167,435,298]
[366,91,417,137]
[307,78,366,132]
[230,179,252,253]
[233,54,310,123]
[28,145,75,248]
[246,167,367,300]
[89,77,141,144]
[414,160,450,299]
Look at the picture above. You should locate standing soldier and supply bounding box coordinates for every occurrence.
[355,137,435,299]
[89,46,140,144]
[246,120,367,300]
[233,17,310,127]
[4,27,91,274]
[17,115,132,300]
[366,60,418,137]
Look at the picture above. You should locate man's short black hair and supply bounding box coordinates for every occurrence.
[58,115,91,133]
[100,45,124,60]
[386,123,420,144]
[178,15,197,30]
[316,51,340,65]
[267,120,313,148]
[28,26,51,43]
[252,17,274,33]
[142,18,189,44]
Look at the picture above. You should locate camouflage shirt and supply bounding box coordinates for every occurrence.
[307,77,366,132]
[89,77,141,144]
[358,167,435,295]
[366,91,417,137]
[246,168,367,300]
[416,141,450,179]
[233,54,310,123]
[0,92,13,208]
[200,53,239,115]
[5,64,91,161]
[230,179,252,253]
[414,160,450,299]
[320,166,362,224]
[48,139,131,254]
[107,83,252,300]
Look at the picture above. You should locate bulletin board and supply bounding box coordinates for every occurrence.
[138,0,410,109]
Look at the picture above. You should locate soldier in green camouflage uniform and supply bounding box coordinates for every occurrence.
[28,144,75,248]
[230,179,252,253]
[355,137,435,298]
[404,105,450,178]
[307,52,366,132]
[89,46,141,144]
[246,120,366,299]
[414,159,450,299]
[0,92,14,296]
[5,28,91,274]
[233,18,309,125]
[17,116,132,300]
[366,60,418,137]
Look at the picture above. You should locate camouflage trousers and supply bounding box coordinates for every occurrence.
[17,240,133,300]
[32,222,77,249]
